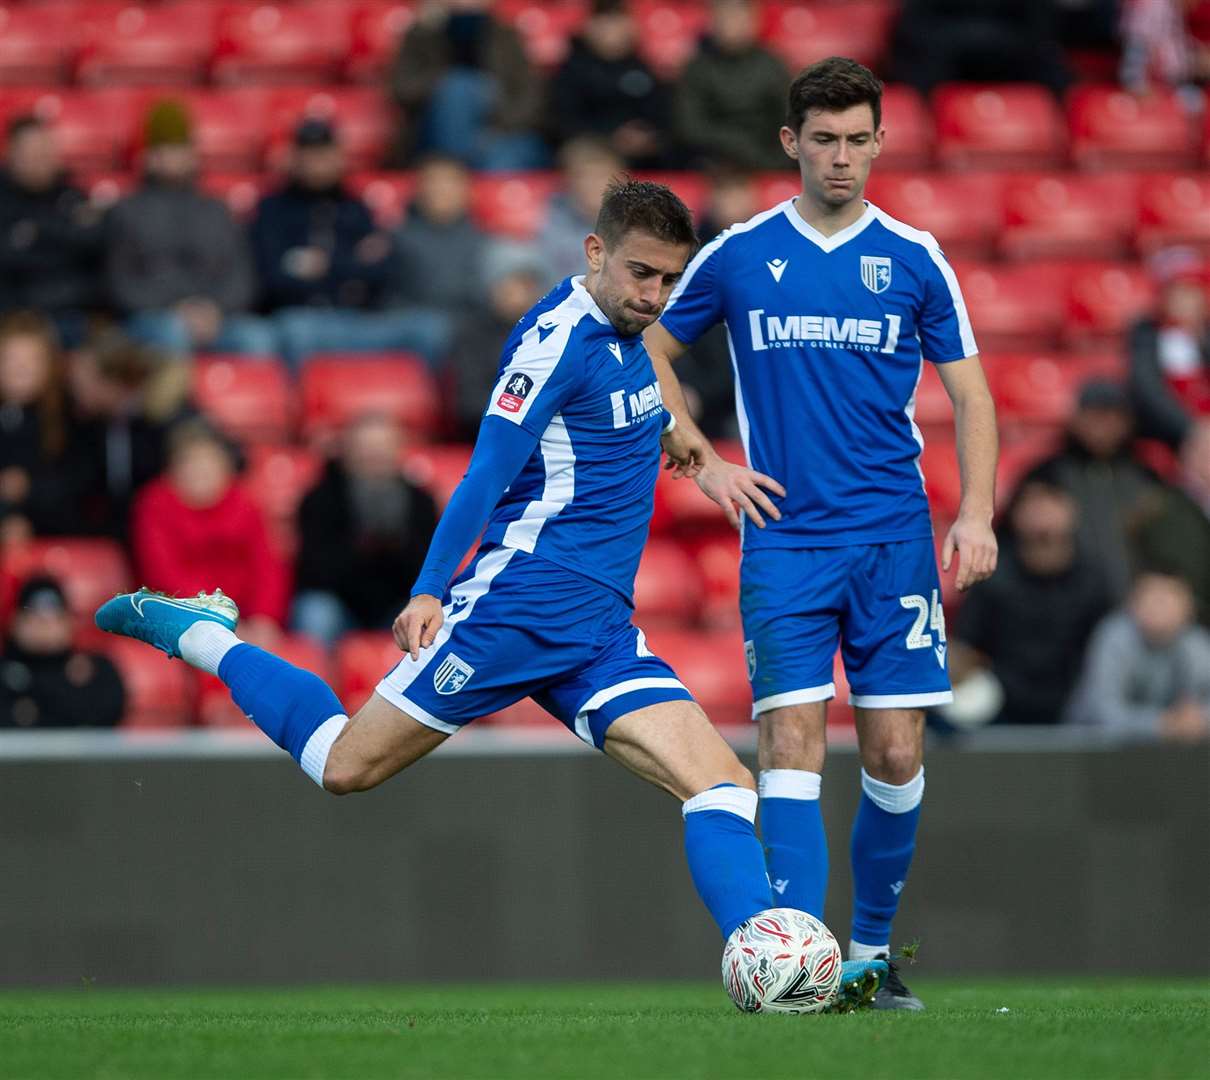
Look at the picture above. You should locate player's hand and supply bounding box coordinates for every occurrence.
[942,513,998,592]
[661,423,708,478]
[394,594,444,661]
[695,453,785,530]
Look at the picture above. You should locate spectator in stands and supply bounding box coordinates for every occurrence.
[889,0,1072,96]
[547,0,670,168]
[535,137,624,282]
[1128,248,1209,449]
[1120,0,1210,96]
[0,313,90,540]
[0,575,124,729]
[0,115,103,348]
[132,421,288,640]
[1023,379,1159,603]
[253,119,447,370]
[951,480,1113,725]
[66,332,196,539]
[445,242,547,439]
[1131,419,1210,625]
[105,100,277,360]
[293,413,439,646]
[673,0,790,171]
[388,153,489,359]
[389,0,545,170]
[1067,567,1210,740]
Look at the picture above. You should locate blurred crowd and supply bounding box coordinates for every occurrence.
[2,0,1209,739]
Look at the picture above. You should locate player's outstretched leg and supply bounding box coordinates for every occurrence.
[603,700,773,938]
[95,588,442,790]
[850,707,926,1011]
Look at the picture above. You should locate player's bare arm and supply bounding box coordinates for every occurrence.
[937,354,999,591]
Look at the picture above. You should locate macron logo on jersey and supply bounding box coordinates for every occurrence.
[766,258,789,283]
[496,372,534,413]
[747,309,902,354]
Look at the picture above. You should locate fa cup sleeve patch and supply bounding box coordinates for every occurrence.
[496,372,534,413]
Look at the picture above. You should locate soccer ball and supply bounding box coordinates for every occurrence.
[721,908,843,1014]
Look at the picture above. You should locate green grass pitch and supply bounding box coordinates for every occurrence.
[1,979,1207,1080]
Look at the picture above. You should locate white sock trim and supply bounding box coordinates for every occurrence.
[861,767,924,814]
[759,769,822,801]
[682,785,758,823]
[299,715,349,788]
[178,621,242,676]
[849,939,890,962]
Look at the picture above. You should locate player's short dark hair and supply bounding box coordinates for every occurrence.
[786,56,883,135]
[595,178,697,251]
[6,114,44,144]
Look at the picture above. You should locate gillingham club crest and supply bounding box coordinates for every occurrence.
[433,653,475,695]
[860,255,892,294]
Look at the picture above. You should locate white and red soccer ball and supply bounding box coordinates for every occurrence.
[721,908,843,1014]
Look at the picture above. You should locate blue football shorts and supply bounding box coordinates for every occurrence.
[376,544,694,747]
[740,537,954,717]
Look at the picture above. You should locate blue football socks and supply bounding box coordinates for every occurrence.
[850,768,924,950]
[683,784,773,939]
[758,769,829,919]
[218,643,348,780]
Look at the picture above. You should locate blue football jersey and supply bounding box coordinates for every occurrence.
[660,199,978,550]
[481,276,668,601]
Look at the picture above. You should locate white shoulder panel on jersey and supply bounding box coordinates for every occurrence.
[869,203,978,359]
[667,200,793,308]
[485,281,601,426]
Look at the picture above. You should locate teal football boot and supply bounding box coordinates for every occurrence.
[825,958,890,1013]
[95,588,239,659]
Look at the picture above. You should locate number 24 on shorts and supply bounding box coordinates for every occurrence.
[900,590,946,651]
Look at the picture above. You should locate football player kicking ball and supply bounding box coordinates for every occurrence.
[97,179,885,1010]
[647,58,1000,1010]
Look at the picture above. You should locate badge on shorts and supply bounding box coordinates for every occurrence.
[745,640,757,680]
[496,372,534,414]
[860,255,892,294]
[433,652,475,695]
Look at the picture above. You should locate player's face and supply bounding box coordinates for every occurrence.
[781,104,883,211]
[584,230,693,336]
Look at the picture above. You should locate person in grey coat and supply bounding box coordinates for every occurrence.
[105,100,276,360]
[1067,568,1210,740]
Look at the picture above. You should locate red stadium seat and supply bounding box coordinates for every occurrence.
[865,172,1006,260]
[1069,86,1197,172]
[988,352,1123,428]
[912,363,954,431]
[1063,261,1155,351]
[5,89,147,172]
[403,442,471,509]
[198,634,331,727]
[633,539,703,628]
[635,171,709,220]
[347,1,416,83]
[691,535,741,629]
[995,435,1057,510]
[1000,172,1140,262]
[198,172,269,219]
[759,1,896,74]
[105,637,194,728]
[335,630,402,711]
[879,84,934,171]
[471,171,560,239]
[193,356,295,445]
[933,84,1066,170]
[498,0,585,70]
[753,171,802,210]
[641,628,751,727]
[348,170,417,228]
[265,86,394,171]
[212,3,350,85]
[951,261,1069,352]
[76,3,218,87]
[919,436,962,518]
[654,438,746,534]
[301,353,442,442]
[1136,173,1210,255]
[0,538,132,637]
[633,1,710,78]
[243,445,324,554]
[0,6,76,85]
[176,89,272,172]
[484,696,561,727]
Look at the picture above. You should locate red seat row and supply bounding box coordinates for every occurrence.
[0,1,895,86]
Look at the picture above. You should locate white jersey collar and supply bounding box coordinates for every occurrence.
[781,198,876,253]
[570,275,611,324]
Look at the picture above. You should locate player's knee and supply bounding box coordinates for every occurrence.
[863,742,921,786]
